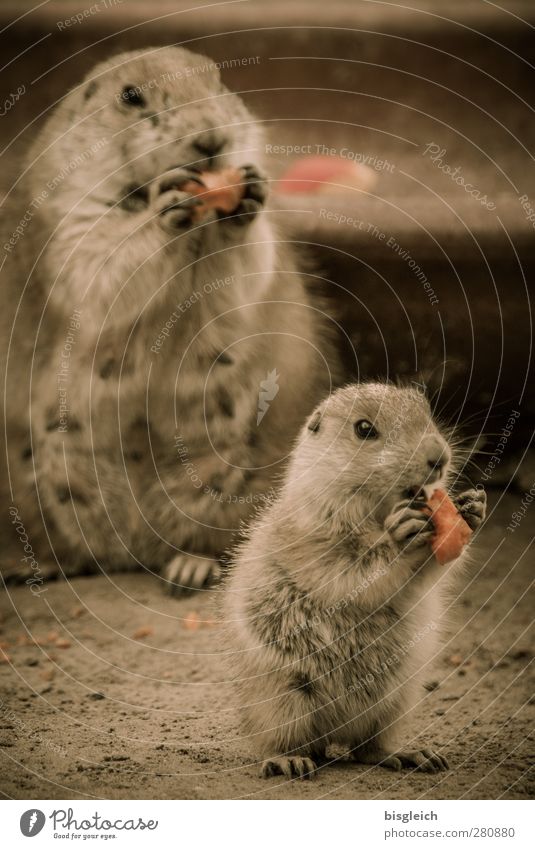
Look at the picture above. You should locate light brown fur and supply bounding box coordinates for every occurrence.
[223,383,486,778]
[0,47,339,591]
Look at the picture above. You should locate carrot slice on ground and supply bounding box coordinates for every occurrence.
[426,488,472,565]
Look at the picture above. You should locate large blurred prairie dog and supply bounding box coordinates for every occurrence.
[224,383,486,778]
[1,47,339,591]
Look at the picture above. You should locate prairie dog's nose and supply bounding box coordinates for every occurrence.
[423,436,451,476]
[192,131,227,160]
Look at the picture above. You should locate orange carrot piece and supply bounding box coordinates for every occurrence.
[181,167,245,219]
[426,489,472,565]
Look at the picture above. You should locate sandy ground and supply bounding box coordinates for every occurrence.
[0,491,533,800]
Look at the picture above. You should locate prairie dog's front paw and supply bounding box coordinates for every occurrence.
[154,192,204,232]
[221,164,268,225]
[385,499,433,551]
[149,168,204,232]
[454,488,487,530]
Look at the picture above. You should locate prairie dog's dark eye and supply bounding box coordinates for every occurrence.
[354,419,379,439]
[121,86,145,107]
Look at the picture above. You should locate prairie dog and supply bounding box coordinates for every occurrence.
[1,47,338,591]
[224,383,486,779]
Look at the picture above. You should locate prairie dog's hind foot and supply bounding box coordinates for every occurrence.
[261,756,316,780]
[352,745,449,773]
[0,555,58,586]
[163,552,221,595]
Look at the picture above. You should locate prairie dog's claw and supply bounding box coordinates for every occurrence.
[454,488,487,530]
[261,756,316,780]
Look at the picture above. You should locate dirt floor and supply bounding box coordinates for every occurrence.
[0,491,533,800]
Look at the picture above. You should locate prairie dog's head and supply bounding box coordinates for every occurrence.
[284,382,452,527]
[27,46,262,207]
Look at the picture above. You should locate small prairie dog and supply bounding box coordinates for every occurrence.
[224,383,486,779]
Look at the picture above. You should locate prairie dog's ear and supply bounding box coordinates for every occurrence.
[84,80,99,101]
[307,407,324,433]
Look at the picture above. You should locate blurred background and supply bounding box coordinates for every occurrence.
[1,0,534,481]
